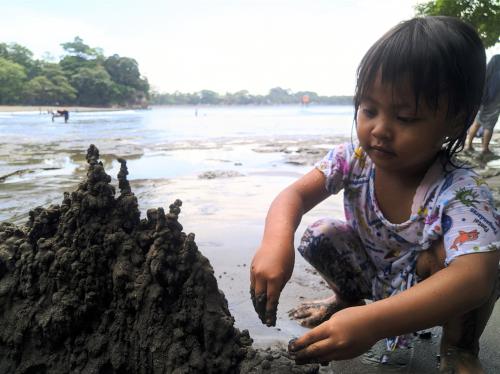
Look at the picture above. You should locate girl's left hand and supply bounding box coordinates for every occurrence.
[288,305,378,364]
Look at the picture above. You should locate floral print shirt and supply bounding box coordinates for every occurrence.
[316,143,500,301]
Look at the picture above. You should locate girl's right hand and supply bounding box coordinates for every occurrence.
[250,243,295,326]
[249,168,329,326]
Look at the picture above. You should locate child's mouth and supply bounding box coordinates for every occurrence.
[370,145,396,157]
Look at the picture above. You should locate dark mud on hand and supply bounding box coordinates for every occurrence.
[0,145,317,374]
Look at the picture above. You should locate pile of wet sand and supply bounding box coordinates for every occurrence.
[0,145,317,374]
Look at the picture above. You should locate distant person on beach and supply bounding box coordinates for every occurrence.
[465,55,500,156]
[250,17,499,372]
[52,109,69,123]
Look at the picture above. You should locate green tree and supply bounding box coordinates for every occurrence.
[3,43,34,69]
[416,0,500,48]
[59,55,98,77]
[199,90,220,104]
[0,37,149,107]
[150,91,175,105]
[70,66,115,105]
[268,87,293,104]
[104,54,149,104]
[59,37,104,78]
[38,63,77,104]
[40,63,67,80]
[0,57,26,104]
[23,76,54,104]
[104,55,146,89]
[23,75,77,105]
[23,76,57,105]
[61,36,103,60]
[108,83,136,105]
[51,77,77,103]
[224,90,252,105]
[0,43,7,58]
[0,42,40,78]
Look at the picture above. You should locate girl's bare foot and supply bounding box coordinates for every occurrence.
[288,295,364,327]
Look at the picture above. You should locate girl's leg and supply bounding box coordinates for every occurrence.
[416,242,499,373]
[290,218,374,327]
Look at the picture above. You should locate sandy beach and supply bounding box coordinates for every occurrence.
[1,107,499,372]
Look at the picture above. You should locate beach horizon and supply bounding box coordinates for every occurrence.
[0,105,141,113]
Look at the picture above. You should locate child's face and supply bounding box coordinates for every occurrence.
[356,73,452,178]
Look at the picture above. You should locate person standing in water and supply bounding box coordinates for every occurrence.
[52,109,70,123]
[250,16,499,372]
[465,55,500,156]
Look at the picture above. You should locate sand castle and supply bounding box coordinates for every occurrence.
[0,145,317,373]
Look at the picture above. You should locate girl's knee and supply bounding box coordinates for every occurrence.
[297,219,349,259]
[307,218,349,237]
[297,219,363,274]
[297,219,373,301]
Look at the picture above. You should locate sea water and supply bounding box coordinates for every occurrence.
[0,105,355,222]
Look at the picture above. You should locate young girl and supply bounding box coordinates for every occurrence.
[250,16,500,372]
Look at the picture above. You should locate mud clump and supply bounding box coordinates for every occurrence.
[0,145,317,374]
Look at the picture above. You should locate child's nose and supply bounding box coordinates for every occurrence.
[371,116,393,140]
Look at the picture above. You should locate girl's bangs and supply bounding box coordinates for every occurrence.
[356,25,443,115]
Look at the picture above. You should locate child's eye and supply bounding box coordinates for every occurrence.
[397,116,419,123]
[362,108,376,118]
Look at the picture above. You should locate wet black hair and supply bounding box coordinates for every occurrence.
[353,16,486,166]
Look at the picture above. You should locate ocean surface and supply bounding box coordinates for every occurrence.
[0,105,354,222]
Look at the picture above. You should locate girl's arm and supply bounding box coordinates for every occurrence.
[250,168,331,326]
[369,249,498,338]
[290,242,499,362]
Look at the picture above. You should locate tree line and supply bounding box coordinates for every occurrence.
[150,88,353,106]
[0,37,149,107]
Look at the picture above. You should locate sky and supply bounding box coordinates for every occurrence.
[1,0,499,96]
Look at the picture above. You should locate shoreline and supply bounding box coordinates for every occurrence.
[0,105,144,113]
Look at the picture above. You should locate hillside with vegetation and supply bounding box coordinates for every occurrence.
[0,37,353,107]
[0,37,149,107]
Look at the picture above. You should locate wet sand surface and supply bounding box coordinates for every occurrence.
[0,145,321,373]
[1,108,499,372]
